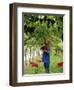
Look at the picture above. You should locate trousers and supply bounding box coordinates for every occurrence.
[44,63,49,73]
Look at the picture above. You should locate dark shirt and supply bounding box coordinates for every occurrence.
[42,51,50,63]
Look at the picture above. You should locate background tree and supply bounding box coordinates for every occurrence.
[24,14,63,74]
[24,14,63,57]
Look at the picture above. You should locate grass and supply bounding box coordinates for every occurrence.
[24,50,63,74]
[50,52,63,73]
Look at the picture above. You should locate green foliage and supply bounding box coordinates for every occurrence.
[24,14,63,49]
[31,67,38,74]
[33,23,50,45]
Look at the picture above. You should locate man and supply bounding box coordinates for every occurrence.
[41,44,50,73]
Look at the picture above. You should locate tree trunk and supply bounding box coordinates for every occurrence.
[25,47,27,65]
[29,47,32,62]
